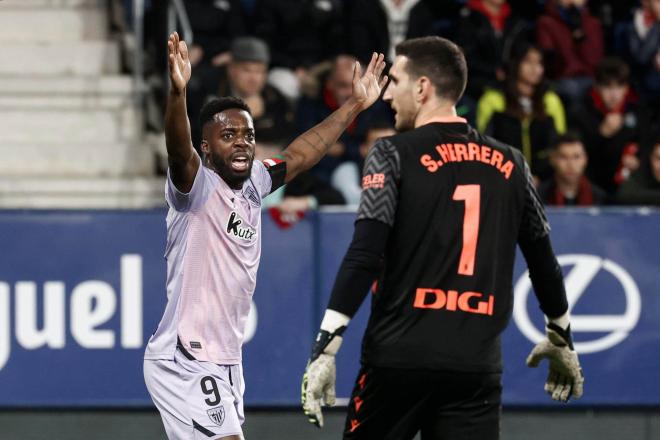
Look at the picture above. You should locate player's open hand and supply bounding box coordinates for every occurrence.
[526,326,584,403]
[301,354,337,428]
[168,32,191,93]
[352,52,388,112]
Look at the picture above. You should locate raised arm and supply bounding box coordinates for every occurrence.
[281,53,388,183]
[166,32,200,193]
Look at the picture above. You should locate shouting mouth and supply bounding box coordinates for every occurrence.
[230,154,250,172]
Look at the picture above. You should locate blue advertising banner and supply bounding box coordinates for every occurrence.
[0,208,658,407]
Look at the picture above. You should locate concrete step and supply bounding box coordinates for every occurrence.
[0,76,135,110]
[0,0,102,8]
[0,41,120,75]
[0,108,140,144]
[0,9,107,42]
[0,177,166,209]
[0,142,155,177]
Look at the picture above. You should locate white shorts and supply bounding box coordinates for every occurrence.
[144,348,245,439]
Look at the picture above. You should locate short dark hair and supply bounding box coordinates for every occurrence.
[199,96,252,131]
[595,57,630,85]
[395,36,467,103]
[553,131,584,150]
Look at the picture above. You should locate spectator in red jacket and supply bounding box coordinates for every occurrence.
[570,57,653,195]
[538,132,608,206]
[537,0,604,107]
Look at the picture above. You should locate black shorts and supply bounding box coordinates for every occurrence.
[343,365,502,440]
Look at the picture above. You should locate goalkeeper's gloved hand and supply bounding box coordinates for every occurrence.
[301,326,346,428]
[526,322,584,403]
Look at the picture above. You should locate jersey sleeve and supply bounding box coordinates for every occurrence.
[356,138,401,226]
[259,156,287,197]
[518,160,551,242]
[166,161,214,212]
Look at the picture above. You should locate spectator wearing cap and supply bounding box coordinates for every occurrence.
[570,57,653,195]
[188,37,295,151]
[616,138,660,205]
[537,0,604,106]
[538,132,608,206]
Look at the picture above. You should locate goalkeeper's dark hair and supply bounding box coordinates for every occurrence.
[199,96,252,131]
[395,36,467,103]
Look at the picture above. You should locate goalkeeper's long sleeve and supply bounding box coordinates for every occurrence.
[326,218,390,318]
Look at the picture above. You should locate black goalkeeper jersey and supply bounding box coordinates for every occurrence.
[356,119,549,373]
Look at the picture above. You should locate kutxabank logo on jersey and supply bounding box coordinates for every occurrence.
[513,254,641,354]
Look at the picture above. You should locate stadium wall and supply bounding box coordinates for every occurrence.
[0,208,658,438]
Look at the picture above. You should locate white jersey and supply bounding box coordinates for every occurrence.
[145,160,274,365]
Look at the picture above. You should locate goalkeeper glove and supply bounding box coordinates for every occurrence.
[526,322,584,403]
[301,310,349,428]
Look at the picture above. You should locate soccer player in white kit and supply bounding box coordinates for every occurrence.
[143,32,388,440]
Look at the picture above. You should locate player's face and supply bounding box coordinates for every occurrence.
[202,109,256,189]
[383,56,417,131]
[552,142,587,185]
[651,144,660,183]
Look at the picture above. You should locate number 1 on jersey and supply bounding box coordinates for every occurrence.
[452,185,481,276]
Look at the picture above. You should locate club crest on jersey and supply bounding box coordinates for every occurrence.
[245,185,261,207]
[226,211,257,242]
[207,406,225,427]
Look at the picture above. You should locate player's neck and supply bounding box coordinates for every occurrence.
[414,103,459,128]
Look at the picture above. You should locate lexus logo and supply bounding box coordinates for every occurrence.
[513,254,641,354]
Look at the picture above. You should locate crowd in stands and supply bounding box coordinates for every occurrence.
[127,0,660,213]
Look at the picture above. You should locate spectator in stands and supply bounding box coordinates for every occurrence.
[538,132,608,206]
[253,0,345,101]
[590,0,636,52]
[508,0,545,21]
[331,121,397,205]
[621,0,660,110]
[188,37,295,151]
[296,55,392,182]
[184,0,247,68]
[537,0,604,106]
[616,139,660,205]
[571,57,651,195]
[455,0,530,102]
[477,43,566,181]
[348,0,434,64]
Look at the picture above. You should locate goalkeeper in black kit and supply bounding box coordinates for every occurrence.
[301,36,584,440]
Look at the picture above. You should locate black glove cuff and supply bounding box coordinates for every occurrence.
[310,327,346,362]
[547,322,575,351]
